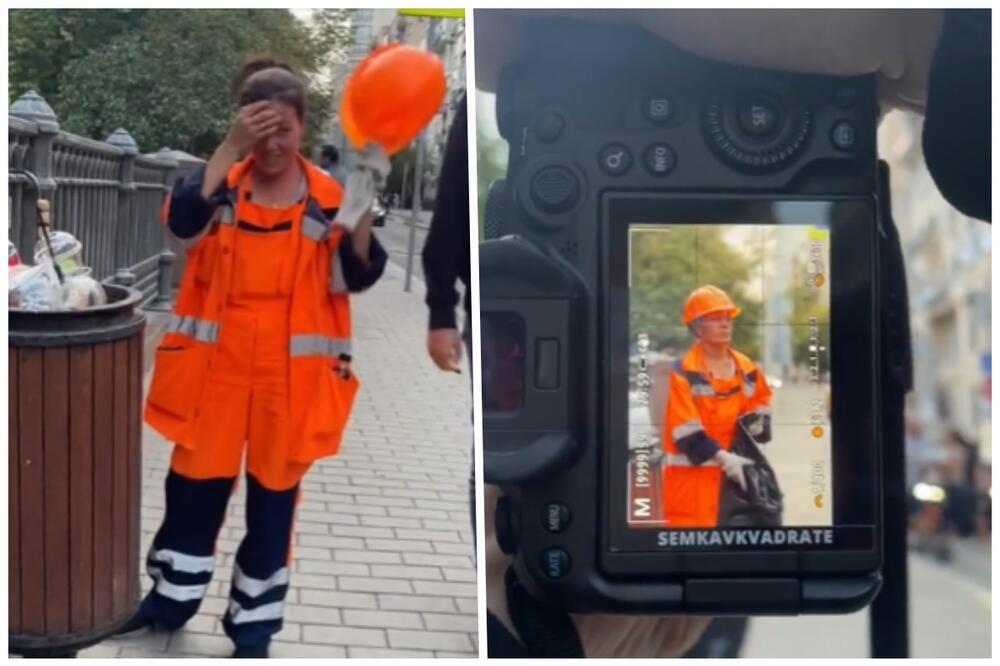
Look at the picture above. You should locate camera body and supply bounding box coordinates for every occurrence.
[481,20,910,615]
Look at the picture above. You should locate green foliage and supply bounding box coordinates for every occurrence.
[9,9,144,103]
[10,9,351,155]
[629,226,763,359]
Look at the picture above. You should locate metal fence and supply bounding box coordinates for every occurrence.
[8,89,178,308]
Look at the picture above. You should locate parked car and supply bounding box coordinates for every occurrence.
[372,197,387,227]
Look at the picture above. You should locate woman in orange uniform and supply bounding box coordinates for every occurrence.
[126,59,386,657]
[661,285,773,528]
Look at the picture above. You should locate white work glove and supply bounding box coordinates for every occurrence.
[334,144,391,232]
[715,450,755,491]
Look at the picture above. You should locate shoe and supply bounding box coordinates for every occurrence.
[113,611,154,637]
[232,644,269,658]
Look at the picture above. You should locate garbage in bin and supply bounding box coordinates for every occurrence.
[9,238,21,267]
[11,230,108,311]
[61,273,108,309]
[9,262,61,311]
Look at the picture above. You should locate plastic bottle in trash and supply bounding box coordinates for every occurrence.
[34,230,85,277]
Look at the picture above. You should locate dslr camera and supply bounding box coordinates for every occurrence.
[480,19,911,615]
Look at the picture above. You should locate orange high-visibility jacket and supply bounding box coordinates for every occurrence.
[145,156,359,463]
[661,343,773,527]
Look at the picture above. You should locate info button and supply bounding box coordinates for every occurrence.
[643,143,676,177]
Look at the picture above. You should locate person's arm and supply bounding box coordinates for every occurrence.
[166,166,223,240]
[348,210,374,265]
[740,368,773,443]
[421,96,469,331]
[666,371,721,465]
[335,229,387,293]
[168,100,283,240]
[200,100,281,198]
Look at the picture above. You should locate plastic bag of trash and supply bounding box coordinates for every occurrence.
[9,262,61,311]
[61,273,108,310]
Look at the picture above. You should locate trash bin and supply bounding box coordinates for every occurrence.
[9,284,145,657]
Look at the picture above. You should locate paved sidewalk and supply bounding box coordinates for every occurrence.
[386,208,432,230]
[81,261,477,658]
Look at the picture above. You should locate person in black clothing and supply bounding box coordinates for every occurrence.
[476,9,989,658]
[319,144,348,187]
[421,93,474,544]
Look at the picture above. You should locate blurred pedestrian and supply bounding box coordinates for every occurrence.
[421,93,474,547]
[319,143,348,187]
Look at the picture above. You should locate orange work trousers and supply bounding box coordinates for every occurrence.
[171,297,310,491]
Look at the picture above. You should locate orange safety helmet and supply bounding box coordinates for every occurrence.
[340,44,447,155]
[682,285,742,325]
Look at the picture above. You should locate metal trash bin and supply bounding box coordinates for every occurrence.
[9,284,145,657]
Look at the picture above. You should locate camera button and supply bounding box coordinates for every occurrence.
[644,96,673,123]
[530,166,580,213]
[540,548,571,579]
[643,143,676,177]
[541,502,571,533]
[534,112,565,142]
[599,144,633,176]
[831,121,857,151]
[737,96,781,138]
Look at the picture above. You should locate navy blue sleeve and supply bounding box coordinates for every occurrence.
[337,232,387,293]
[167,166,227,239]
[675,431,722,466]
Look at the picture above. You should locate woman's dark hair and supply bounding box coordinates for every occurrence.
[235,56,307,121]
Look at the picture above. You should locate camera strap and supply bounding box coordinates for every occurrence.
[503,565,584,657]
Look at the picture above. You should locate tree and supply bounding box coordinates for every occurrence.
[629,226,763,359]
[10,9,352,154]
[9,9,144,103]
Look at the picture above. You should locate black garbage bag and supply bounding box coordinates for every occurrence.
[718,423,783,527]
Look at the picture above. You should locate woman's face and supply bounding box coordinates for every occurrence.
[694,311,733,345]
[252,101,303,178]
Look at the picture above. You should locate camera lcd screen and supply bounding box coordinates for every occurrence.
[604,197,878,555]
[625,223,832,530]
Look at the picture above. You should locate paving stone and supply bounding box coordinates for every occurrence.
[387,629,474,652]
[342,609,424,629]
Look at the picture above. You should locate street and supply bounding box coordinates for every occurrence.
[742,541,991,658]
[377,209,431,286]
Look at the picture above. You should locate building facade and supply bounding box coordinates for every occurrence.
[879,111,992,461]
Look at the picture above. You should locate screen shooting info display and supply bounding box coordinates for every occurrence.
[625,224,833,541]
